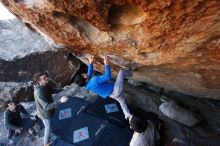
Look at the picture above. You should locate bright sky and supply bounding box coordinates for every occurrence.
[0,2,16,20]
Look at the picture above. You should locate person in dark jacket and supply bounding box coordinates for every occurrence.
[33,72,68,146]
[75,55,132,119]
[4,100,36,139]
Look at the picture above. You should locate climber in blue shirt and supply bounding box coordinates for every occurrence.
[75,55,132,119]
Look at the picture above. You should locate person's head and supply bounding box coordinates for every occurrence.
[43,71,49,78]
[74,73,88,87]
[5,100,16,111]
[33,72,49,86]
[129,115,147,133]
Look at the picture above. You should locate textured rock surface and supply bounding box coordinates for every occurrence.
[0,49,81,107]
[0,82,33,108]
[1,0,220,99]
[0,50,79,85]
[0,19,53,61]
[159,100,201,127]
[124,83,220,146]
[0,19,82,106]
[0,19,81,85]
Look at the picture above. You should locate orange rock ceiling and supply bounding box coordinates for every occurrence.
[2,0,220,99]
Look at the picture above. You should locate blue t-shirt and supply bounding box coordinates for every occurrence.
[85,64,114,98]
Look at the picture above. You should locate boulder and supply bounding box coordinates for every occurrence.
[0,19,81,106]
[159,100,201,127]
[0,19,81,85]
[0,82,33,108]
[0,50,79,85]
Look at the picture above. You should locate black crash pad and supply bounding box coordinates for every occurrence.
[51,97,89,136]
[61,113,109,146]
[86,97,127,126]
[92,124,133,146]
[52,139,76,146]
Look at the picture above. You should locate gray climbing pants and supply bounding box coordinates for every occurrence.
[109,69,132,119]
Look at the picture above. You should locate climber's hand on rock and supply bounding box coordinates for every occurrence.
[88,55,94,64]
[104,56,109,65]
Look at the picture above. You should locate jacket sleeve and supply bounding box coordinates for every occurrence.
[35,90,60,111]
[87,63,93,78]
[19,105,30,117]
[97,65,111,83]
[4,111,19,130]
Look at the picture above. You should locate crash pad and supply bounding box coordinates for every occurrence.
[86,97,127,126]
